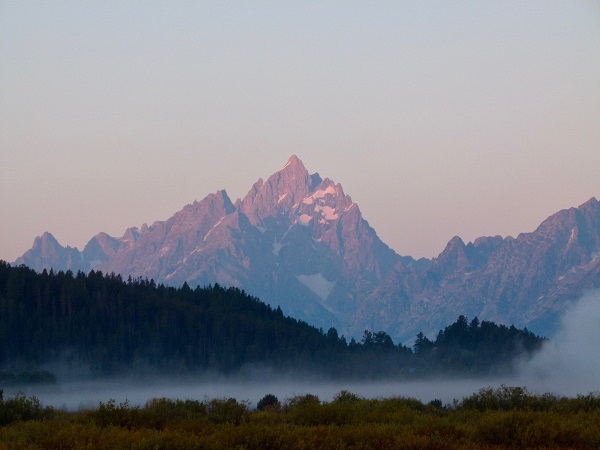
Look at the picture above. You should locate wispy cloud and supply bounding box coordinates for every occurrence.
[517,290,600,395]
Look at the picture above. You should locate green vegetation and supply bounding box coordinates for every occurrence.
[0,387,599,449]
[0,390,54,426]
[256,393,279,411]
[0,261,543,378]
[413,315,543,375]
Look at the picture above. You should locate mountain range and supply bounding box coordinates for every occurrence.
[14,155,600,341]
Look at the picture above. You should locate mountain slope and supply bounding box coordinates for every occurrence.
[356,197,600,340]
[15,156,404,331]
[13,157,600,342]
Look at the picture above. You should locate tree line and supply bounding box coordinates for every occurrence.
[0,261,544,378]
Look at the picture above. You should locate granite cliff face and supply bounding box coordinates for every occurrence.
[14,156,600,341]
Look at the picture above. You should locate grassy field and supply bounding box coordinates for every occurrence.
[1,386,599,449]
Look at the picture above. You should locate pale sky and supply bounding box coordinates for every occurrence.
[1,1,599,262]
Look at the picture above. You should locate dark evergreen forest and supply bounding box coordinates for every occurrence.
[0,261,544,379]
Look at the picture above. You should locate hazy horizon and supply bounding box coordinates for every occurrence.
[1,1,599,262]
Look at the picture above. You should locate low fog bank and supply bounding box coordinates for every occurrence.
[15,376,517,411]
[515,289,600,396]
[11,291,599,411]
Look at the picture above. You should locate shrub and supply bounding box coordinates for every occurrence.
[428,398,444,409]
[284,394,322,425]
[0,391,54,426]
[285,393,320,409]
[256,394,279,410]
[91,398,139,428]
[207,398,249,424]
[140,397,207,429]
[460,385,531,411]
[333,390,361,403]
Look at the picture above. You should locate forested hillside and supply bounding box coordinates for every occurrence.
[0,262,543,378]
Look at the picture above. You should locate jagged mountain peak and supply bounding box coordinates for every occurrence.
[432,236,469,271]
[270,155,310,186]
[239,156,313,224]
[294,177,356,227]
[277,156,324,195]
[235,157,361,234]
[163,189,236,239]
[189,189,234,209]
[93,231,114,240]
[177,190,235,223]
[34,231,60,249]
[280,154,306,172]
[469,235,505,262]
[310,172,323,190]
[434,236,466,259]
[472,235,504,248]
[270,155,311,193]
[12,154,600,343]
[532,197,599,239]
[84,232,120,251]
[121,227,141,243]
[16,231,84,272]
[579,197,598,209]
[82,232,121,266]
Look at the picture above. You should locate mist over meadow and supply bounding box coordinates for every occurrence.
[514,289,600,396]
[12,290,598,411]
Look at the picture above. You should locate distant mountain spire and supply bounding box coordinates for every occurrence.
[15,232,85,272]
[280,154,304,171]
[12,156,600,344]
[239,155,312,224]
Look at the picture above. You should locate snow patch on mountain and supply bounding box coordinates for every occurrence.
[165,270,178,280]
[296,273,335,302]
[272,238,288,256]
[568,227,577,245]
[298,214,312,225]
[190,246,206,256]
[15,155,599,343]
[203,216,225,241]
[316,205,338,221]
[302,186,337,205]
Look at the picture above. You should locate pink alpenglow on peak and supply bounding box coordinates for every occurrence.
[15,155,401,335]
[13,158,600,342]
[280,154,304,171]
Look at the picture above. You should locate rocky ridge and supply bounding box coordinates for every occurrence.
[14,156,600,341]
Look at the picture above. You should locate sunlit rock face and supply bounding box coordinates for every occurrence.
[15,156,600,342]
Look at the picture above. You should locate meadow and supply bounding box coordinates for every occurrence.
[1,385,599,449]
